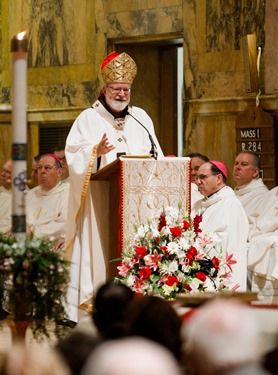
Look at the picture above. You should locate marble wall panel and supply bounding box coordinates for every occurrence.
[1,0,97,108]
[106,6,183,38]
[183,0,265,100]
[107,0,182,13]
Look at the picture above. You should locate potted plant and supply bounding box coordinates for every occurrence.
[0,233,70,340]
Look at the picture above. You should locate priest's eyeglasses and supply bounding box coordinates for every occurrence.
[38,165,57,172]
[195,174,214,181]
[106,86,131,94]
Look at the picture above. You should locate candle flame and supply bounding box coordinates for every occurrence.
[17,31,26,40]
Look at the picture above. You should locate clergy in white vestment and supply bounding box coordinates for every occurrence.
[0,160,12,235]
[26,154,69,250]
[186,152,209,206]
[53,147,70,184]
[191,160,249,291]
[64,51,164,322]
[233,151,268,218]
[247,187,278,303]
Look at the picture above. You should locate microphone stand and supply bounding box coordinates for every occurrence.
[126,111,158,160]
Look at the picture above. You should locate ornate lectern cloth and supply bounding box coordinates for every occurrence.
[119,157,191,255]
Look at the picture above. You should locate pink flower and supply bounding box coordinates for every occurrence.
[134,277,146,293]
[144,250,162,270]
[117,262,132,277]
[226,252,237,272]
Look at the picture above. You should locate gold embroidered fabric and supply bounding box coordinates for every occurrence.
[101,52,137,84]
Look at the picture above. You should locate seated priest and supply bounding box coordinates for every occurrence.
[64,51,164,322]
[233,151,268,218]
[248,186,278,304]
[191,160,249,291]
[25,154,69,251]
[186,152,209,206]
[0,159,12,235]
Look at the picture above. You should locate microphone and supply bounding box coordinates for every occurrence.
[126,111,158,159]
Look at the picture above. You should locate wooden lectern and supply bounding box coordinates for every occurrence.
[91,157,191,280]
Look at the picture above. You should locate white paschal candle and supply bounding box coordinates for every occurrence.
[10,31,28,238]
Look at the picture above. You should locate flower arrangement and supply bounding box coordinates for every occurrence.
[0,233,70,339]
[116,206,237,299]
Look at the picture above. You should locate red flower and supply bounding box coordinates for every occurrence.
[135,245,147,257]
[212,256,220,270]
[139,267,152,280]
[183,220,190,230]
[158,212,166,231]
[166,275,179,286]
[193,214,202,234]
[196,272,207,282]
[160,245,169,255]
[188,246,198,256]
[170,227,182,237]
[186,253,194,264]
[184,284,192,291]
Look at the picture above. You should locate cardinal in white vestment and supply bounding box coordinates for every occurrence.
[64,51,164,322]
[191,160,249,291]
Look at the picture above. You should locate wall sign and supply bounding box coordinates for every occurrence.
[235,106,277,189]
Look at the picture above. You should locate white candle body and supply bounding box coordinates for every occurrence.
[11,50,27,237]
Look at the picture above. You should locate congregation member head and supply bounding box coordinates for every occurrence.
[29,154,40,188]
[233,150,261,187]
[195,160,228,198]
[37,154,63,191]
[81,337,182,375]
[125,295,182,362]
[92,281,134,340]
[53,146,69,182]
[0,159,12,190]
[186,152,209,184]
[184,298,266,375]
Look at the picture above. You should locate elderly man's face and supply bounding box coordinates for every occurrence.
[103,83,131,113]
[233,153,259,187]
[37,155,62,191]
[0,160,12,190]
[195,162,221,197]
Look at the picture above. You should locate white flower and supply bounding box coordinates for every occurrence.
[161,260,179,274]
[189,279,202,293]
[162,284,178,296]
[167,241,180,255]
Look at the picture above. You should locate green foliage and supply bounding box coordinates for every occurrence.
[0,233,71,340]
